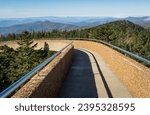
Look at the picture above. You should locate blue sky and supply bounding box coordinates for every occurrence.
[0,0,150,18]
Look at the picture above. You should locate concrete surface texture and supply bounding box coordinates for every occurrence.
[73,40,150,97]
[1,40,150,97]
[58,49,132,98]
[58,49,98,98]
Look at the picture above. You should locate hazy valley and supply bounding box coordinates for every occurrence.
[0,16,150,35]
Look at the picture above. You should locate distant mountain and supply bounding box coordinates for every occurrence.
[0,21,79,35]
[0,18,38,27]
[1,16,150,28]
[1,16,150,35]
[72,17,118,27]
[124,16,150,28]
[1,20,150,59]
[124,16,150,23]
[83,20,150,59]
[0,16,118,27]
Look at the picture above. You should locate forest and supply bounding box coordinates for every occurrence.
[0,20,149,60]
[0,31,55,92]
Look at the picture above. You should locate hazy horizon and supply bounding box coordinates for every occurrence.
[0,0,150,18]
[0,15,150,20]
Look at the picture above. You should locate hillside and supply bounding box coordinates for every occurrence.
[0,16,118,27]
[0,21,79,35]
[0,20,150,60]
[85,20,150,59]
[1,16,150,28]
[138,23,150,29]
[1,16,150,35]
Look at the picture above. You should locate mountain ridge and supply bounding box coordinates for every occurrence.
[0,16,150,27]
[83,20,150,59]
[0,21,79,35]
[0,20,150,60]
[0,16,150,35]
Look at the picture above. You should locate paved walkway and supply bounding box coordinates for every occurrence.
[58,49,132,98]
[58,49,98,98]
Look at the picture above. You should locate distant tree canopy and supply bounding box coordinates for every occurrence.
[0,31,55,92]
[0,20,150,60]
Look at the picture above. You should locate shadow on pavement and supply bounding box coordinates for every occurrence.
[58,49,98,98]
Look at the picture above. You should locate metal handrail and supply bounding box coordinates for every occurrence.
[98,40,150,65]
[0,41,73,98]
[72,38,150,65]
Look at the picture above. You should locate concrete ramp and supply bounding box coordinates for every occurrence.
[58,49,132,98]
[58,49,98,98]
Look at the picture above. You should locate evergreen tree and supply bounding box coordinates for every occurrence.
[10,32,38,80]
[0,45,16,90]
[0,31,56,92]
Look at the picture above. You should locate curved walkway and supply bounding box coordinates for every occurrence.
[58,49,98,98]
[58,48,132,98]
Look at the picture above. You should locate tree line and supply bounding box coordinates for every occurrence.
[0,20,150,59]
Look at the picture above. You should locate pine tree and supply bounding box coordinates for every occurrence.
[0,45,16,90]
[8,31,38,83]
